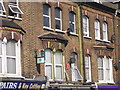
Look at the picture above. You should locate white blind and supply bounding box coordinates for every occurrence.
[6,40,16,56]
[7,57,16,74]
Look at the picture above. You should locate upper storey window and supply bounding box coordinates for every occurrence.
[94,19,100,40]
[69,11,76,34]
[43,4,51,28]
[8,0,23,18]
[83,16,89,37]
[103,22,108,41]
[55,7,62,30]
[0,0,6,15]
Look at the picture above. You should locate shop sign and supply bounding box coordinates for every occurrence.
[0,81,45,90]
[37,49,46,64]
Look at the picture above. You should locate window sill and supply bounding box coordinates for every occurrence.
[95,39,103,42]
[83,36,92,39]
[0,14,7,18]
[55,29,66,34]
[102,40,111,43]
[8,16,22,21]
[70,32,78,36]
[43,26,54,31]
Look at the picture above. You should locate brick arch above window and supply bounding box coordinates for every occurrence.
[54,2,63,9]
[68,6,77,14]
[42,2,52,7]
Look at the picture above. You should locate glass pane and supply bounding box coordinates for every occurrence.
[98,57,103,67]
[0,3,4,11]
[69,12,74,22]
[98,69,103,80]
[56,66,62,79]
[69,23,74,32]
[9,6,22,14]
[45,65,52,79]
[0,40,2,55]
[55,20,61,29]
[74,68,82,80]
[55,51,62,64]
[45,49,52,63]
[0,57,2,73]
[43,16,49,27]
[43,4,49,15]
[85,68,89,80]
[55,8,60,18]
[6,40,16,56]
[7,57,16,74]
[85,56,89,67]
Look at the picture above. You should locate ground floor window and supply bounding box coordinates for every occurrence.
[98,56,113,83]
[0,38,21,77]
[45,49,64,81]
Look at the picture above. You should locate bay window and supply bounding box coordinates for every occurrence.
[0,38,21,77]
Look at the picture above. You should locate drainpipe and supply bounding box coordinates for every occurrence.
[77,4,85,82]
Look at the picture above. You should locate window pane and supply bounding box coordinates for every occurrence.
[0,3,4,11]
[56,66,62,79]
[55,51,62,64]
[55,20,60,29]
[70,23,74,32]
[0,57,2,73]
[7,57,16,74]
[98,69,103,80]
[74,68,82,80]
[45,65,52,79]
[98,57,103,80]
[6,40,16,56]
[85,68,89,80]
[43,16,49,27]
[45,49,52,63]
[69,12,74,22]
[43,4,49,15]
[55,8,60,18]
[0,40,2,55]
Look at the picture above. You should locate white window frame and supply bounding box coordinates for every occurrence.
[43,4,51,29]
[55,7,62,31]
[103,22,108,41]
[83,16,89,37]
[45,49,53,81]
[0,0,6,16]
[8,0,23,19]
[98,56,114,83]
[69,12,76,34]
[95,20,100,40]
[54,50,63,81]
[0,38,21,77]
[85,55,91,82]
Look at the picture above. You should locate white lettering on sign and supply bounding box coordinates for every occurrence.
[0,82,18,89]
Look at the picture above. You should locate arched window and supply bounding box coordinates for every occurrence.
[55,7,62,30]
[98,56,104,80]
[54,50,63,80]
[43,4,51,28]
[83,16,89,37]
[45,49,53,80]
[69,11,76,33]
[95,20,100,40]
[103,22,108,41]
[71,52,82,81]
[85,55,91,82]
